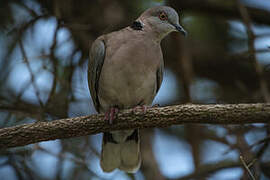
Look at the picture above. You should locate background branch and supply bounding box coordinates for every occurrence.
[0,103,270,149]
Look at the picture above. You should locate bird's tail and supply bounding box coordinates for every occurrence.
[100,129,141,173]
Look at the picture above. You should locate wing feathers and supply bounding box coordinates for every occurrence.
[88,38,106,113]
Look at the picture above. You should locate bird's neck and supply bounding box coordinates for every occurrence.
[130,21,143,31]
[137,18,165,43]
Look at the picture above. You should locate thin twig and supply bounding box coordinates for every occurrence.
[247,159,258,168]
[169,160,241,180]
[250,135,270,149]
[46,22,60,106]
[34,144,102,179]
[237,0,270,102]
[18,40,44,108]
[240,155,256,180]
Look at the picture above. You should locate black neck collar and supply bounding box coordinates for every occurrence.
[130,21,143,30]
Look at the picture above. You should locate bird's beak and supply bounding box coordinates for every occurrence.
[173,24,187,37]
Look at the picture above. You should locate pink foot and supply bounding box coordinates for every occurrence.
[104,107,119,124]
[132,105,148,114]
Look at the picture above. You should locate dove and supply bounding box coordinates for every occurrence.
[88,5,187,173]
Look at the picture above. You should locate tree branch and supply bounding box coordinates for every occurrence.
[171,1,270,25]
[170,160,241,180]
[1,103,270,149]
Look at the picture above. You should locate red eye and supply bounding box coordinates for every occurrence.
[159,12,168,21]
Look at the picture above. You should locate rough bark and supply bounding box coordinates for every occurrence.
[0,103,270,149]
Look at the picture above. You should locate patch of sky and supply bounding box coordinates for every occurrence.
[244,128,270,160]
[153,69,181,105]
[228,20,270,65]
[59,158,76,180]
[31,140,62,179]
[201,140,239,164]
[190,78,218,103]
[72,61,90,100]
[24,0,43,15]
[153,129,194,178]
[0,165,18,180]
[206,126,228,138]
[68,62,94,116]
[7,56,53,104]
[242,0,270,11]
[6,16,79,105]
[261,145,270,162]
[55,27,76,66]
[11,3,32,26]
[245,127,267,145]
[208,167,243,180]
[201,141,242,180]
[32,17,57,53]
[228,20,248,53]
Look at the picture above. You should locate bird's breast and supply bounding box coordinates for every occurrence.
[98,39,162,111]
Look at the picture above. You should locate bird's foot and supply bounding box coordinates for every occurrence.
[104,107,119,125]
[132,105,148,115]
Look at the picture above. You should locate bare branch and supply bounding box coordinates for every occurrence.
[237,1,270,102]
[171,160,241,180]
[171,1,270,25]
[19,40,44,108]
[240,155,256,180]
[0,103,270,149]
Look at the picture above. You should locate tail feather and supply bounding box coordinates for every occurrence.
[100,130,141,173]
[100,132,121,172]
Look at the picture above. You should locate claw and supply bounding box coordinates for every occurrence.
[104,107,119,124]
[132,105,148,114]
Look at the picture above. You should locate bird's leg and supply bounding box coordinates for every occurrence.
[132,104,161,115]
[132,105,148,114]
[104,107,119,124]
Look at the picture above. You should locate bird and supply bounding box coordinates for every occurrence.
[88,5,187,173]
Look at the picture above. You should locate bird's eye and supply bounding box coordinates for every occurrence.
[159,12,168,21]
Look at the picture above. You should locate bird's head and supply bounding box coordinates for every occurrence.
[136,6,187,40]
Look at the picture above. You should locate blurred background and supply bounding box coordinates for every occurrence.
[0,0,270,179]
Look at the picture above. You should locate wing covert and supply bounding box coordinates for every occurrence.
[88,38,106,113]
[156,61,164,94]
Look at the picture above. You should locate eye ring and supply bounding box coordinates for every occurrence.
[159,12,168,21]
